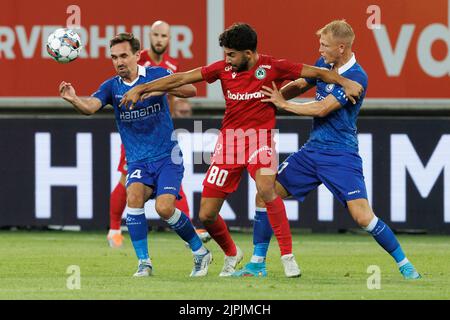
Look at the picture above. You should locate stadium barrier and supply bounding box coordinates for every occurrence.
[0,116,449,233]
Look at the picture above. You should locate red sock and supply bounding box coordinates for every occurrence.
[204,215,236,256]
[176,185,190,219]
[109,183,127,230]
[266,196,292,256]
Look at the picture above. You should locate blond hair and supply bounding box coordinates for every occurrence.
[316,20,355,46]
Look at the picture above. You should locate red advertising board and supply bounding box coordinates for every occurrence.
[1,0,449,99]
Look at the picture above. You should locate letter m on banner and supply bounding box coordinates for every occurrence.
[391,134,450,223]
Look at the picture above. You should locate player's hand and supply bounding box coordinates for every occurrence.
[140,91,165,100]
[260,82,287,109]
[343,79,363,104]
[120,86,142,110]
[59,81,76,102]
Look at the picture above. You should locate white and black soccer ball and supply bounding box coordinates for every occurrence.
[46,28,82,64]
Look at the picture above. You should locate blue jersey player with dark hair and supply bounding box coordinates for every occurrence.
[59,32,212,277]
[234,20,421,280]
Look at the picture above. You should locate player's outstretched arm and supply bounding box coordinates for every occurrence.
[280,78,315,100]
[141,84,197,100]
[120,68,204,109]
[59,81,102,115]
[300,65,363,104]
[261,81,341,117]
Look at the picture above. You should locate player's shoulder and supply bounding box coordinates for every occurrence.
[144,65,173,77]
[163,54,179,65]
[138,49,151,64]
[263,54,288,65]
[344,62,368,87]
[205,59,229,73]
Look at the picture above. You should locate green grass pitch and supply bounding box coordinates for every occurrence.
[0,230,449,300]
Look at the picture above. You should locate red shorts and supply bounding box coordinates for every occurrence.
[202,130,278,198]
[117,144,128,175]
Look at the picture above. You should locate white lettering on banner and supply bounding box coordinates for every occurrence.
[0,27,15,58]
[207,0,225,100]
[372,25,415,76]
[35,133,93,219]
[391,134,450,223]
[89,25,116,58]
[15,25,40,58]
[0,25,193,60]
[170,26,193,58]
[373,0,450,77]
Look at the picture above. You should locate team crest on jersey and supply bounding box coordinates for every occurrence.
[325,83,335,93]
[255,67,267,80]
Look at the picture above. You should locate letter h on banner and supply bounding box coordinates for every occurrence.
[35,133,93,219]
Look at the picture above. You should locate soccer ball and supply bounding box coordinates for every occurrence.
[46,28,82,63]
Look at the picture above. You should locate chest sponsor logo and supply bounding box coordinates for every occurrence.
[227,90,265,101]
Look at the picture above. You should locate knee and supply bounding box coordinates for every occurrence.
[256,183,276,202]
[155,202,175,219]
[354,211,375,228]
[127,192,144,208]
[255,193,266,208]
[198,201,218,224]
[199,210,217,225]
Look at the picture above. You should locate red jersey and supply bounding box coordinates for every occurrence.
[138,50,179,73]
[201,54,302,133]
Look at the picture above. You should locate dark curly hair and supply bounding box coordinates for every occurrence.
[219,23,257,52]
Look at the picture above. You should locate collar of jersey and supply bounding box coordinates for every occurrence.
[336,53,356,75]
[120,65,146,86]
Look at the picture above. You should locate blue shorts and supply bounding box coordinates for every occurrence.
[276,146,367,207]
[126,155,184,199]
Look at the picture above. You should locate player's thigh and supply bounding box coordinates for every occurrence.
[126,182,153,208]
[202,163,244,196]
[126,163,155,206]
[155,194,177,219]
[316,150,368,207]
[276,150,321,202]
[253,169,277,201]
[154,158,184,200]
[117,144,128,175]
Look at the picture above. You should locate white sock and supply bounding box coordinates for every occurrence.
[363,216,379,232]
[165,208,182,225]
[250,255,265,263]
[193,247,208,255]
[397,258,409,268]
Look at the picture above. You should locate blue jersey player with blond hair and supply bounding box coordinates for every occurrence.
[59,33,212,277]
[233,20,421,280]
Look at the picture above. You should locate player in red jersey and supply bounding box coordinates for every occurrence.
[107,21,210,248]
[120,23,363,277]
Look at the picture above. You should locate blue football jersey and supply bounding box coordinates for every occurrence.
[92,65,177,164]
[304,55,368,152]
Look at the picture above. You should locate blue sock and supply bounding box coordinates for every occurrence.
[126,207,149,260]
[364,216,408,266]
[166,209,202,252]
[251,208,273,263]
